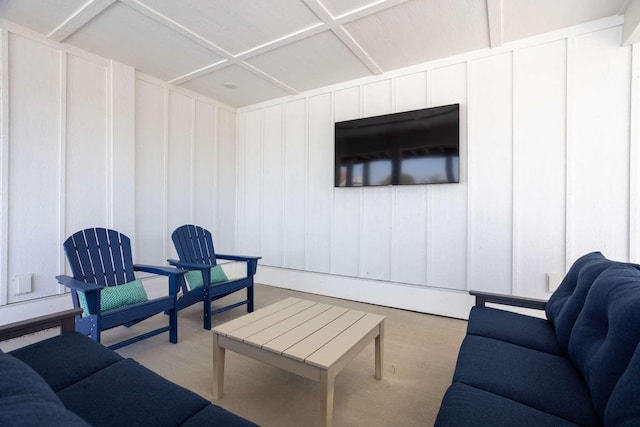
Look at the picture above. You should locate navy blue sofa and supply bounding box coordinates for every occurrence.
[0,309,257,427]
[435,252,640,426]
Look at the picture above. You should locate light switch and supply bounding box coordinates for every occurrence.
[14,273,32,294]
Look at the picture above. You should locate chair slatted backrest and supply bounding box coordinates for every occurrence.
[172,225,217,266]
[63,228,136,286]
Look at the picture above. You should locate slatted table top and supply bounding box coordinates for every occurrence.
[212,297,385,370]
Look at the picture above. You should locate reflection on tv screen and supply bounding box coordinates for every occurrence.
[335,104,460,187]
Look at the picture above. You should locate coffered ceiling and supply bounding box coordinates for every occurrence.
[0,0,631,107]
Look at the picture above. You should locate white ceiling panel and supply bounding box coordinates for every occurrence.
[320,0,383,17]
[0,0,629,107]
[65,1,223,81]
[247,30,372,92]
[139,0,321,55]
[182,64,292,107]
[503,0,626,43]
[0,0,85,35]
[344,0,490,71]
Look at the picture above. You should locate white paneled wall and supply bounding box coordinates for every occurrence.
[238,20,636,316]
[134,75,237,264]
[0,24,236,321]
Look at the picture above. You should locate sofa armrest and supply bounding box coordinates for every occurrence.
[0,308,82,342]
[470,290,547,310]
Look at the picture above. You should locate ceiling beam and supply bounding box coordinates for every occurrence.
[486,0,504,48]
[622,0,640,45]
[301,0,383,74]
[48,0,116,42]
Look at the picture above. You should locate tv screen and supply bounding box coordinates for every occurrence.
[335,104,459,187]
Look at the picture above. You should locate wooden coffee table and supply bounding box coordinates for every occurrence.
[212,297,385,427]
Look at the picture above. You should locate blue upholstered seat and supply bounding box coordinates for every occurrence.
[466,306,562,355]
[452,335,599,426]
[435,383,580,427]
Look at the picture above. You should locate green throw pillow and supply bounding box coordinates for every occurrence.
[184,265,229,290]
[77,279,148,316]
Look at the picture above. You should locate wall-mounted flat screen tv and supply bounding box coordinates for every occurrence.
[335,104,460,187]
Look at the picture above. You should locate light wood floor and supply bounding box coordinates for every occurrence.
[9,284,468,427]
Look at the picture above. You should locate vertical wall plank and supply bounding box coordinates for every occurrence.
[110,61,135,237]
[283,99,307,269]
[166,91,193,259]
[392,186,428,284]
[242,109,263,257]
[395,72,428,112]
[428,63,468,290]
[0,28,8,304]
[7,34,61,302]
[332,87,361,276]
[630,43,640,263]
[361,187,393,280]
[468,52,513,294]
[215,108,237,253]
[307,93,333,273]
[66,54,108,234]
[261,104,284,266]
[193,100,216,232]
[135,79,166,264]
[570,27,631,262]
[514,41,567,297]
[363,79,392,117]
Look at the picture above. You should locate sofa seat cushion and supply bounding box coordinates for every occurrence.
[569,264,640,419]
[57,358,211,427]
[0,350,90,427]
[10,332,123,392]
[435,383,580,427]
[466,306,562,356]
[181,404,258,426]
[453,335,599,427]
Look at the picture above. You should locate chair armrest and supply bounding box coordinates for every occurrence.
[133,264,187,277]
[167,259,210,270]
[0,308,82,342]
[216,254,261,276]
[216,254,261,262]
[470,290,547,310]
[56,275,103,293]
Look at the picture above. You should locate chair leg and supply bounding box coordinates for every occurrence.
[204,297,212,330]
[247,285,254,312]
[91,327,101,343]
[169,308,178,344]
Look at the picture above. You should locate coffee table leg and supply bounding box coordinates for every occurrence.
[320,370,334,427]
[213,332,226,399]
[375,320,384,380]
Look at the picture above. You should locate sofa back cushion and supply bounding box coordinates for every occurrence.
[0,350,90,426]
[546,252,611,354]
[568,264,640,420]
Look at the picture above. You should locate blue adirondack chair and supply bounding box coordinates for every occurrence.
[169,224,261,330]
[56,228,186,350]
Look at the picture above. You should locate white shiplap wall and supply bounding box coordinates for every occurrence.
[0,23,236,322]
[236,19,635,318]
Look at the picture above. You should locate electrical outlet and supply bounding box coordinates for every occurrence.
[546,273,563,293]
[14,273,33,295]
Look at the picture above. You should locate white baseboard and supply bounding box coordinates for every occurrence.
[255,266,474,320]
